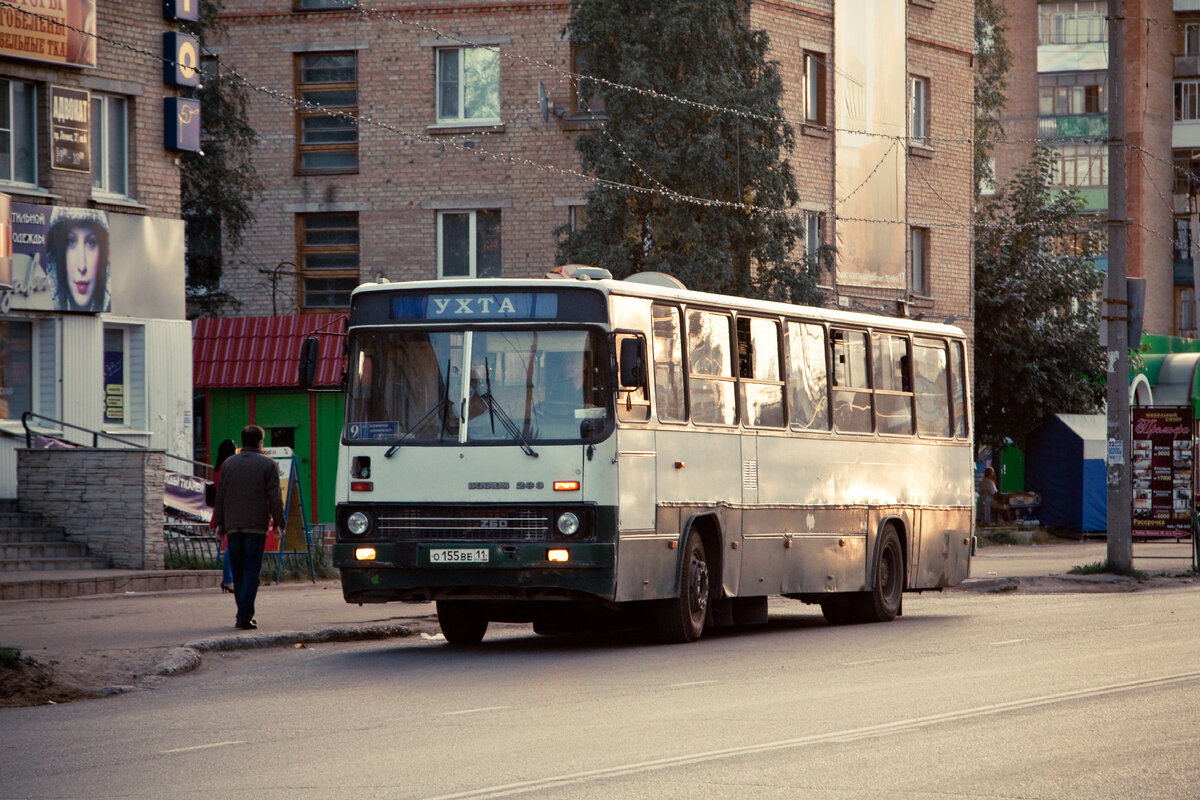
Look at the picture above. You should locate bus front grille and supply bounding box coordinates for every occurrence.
[375,507,551,542]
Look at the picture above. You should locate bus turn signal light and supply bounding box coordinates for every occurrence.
[350,481,374,492]
[547,549,569,563]
[553,481,580,492]
[355,547,377,561]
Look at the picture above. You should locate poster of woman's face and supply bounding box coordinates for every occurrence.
[45,207,110,313]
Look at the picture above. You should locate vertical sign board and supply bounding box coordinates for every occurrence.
[263,447,315,582]
[1130,406,1194,539]
[0,193,11,292]
[50,86,90,172]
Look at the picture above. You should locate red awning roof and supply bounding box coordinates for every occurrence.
[193,314,346,388]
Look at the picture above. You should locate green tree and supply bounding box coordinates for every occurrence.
[181,0,261,317]
[974,0,1012,200]
[974,149,1106,449]
[557,0,823,303]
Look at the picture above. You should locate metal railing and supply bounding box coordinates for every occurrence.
[21,411,212,476]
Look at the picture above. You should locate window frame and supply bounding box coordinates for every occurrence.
[90,93,129,199]
[297,212,360,310]
[570,44,606,118]
[436,209,502,279]
[909,75,930,147]
[295,51,359,174]
[911,226,930,296]
[435,46,501,126]
[0,78,37,186]
[803,51,827,127]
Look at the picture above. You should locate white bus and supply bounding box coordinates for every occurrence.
[318,269,973,644]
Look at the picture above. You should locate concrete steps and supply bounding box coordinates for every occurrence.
[0,511,109,572]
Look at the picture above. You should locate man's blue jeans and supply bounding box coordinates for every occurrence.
[226,531,267,625]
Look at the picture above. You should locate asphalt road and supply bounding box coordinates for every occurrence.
[3,578,1199,799]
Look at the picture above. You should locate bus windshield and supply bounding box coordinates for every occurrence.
[345,328,610,445]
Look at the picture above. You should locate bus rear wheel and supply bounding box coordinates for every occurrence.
[656,532,709,643]
[437,600,489,645]
[821,526,903,625]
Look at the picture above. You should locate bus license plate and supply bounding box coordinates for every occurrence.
[429,548,490,564]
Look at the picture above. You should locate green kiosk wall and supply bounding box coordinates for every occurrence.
[207,389,344,525]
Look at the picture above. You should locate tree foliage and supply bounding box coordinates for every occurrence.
[974,149,1106,450]
[181,0,262,317]
[974,0,1012,199]
[557,0,823,303]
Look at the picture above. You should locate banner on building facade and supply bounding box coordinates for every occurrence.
[1130,406,1195,539]
[0,0,97,68]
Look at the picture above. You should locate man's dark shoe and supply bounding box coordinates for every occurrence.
[235,619,258,630]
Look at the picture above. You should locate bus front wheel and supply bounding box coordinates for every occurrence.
[656,532,709,643]
[437,600,489,645]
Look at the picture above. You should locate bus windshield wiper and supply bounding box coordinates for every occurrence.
[479,358,538,458]
[385,399,455,459]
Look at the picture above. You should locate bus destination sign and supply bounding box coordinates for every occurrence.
[391,292,559,321]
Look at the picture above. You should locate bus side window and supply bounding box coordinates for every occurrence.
[831,328,873,433]
[737,316,785,428]
[914,337,951,437]
[787,321,830,431]
[950,341,969,438]
[616,333,651,422]
[872,333,913,436]
[686,309,736,426]
[651,304,687,423]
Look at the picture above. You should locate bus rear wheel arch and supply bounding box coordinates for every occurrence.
[820,523,904,625]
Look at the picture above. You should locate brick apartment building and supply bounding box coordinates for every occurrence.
[992,0,1184,338]
[0,1,195,502]
[210,0,974,342]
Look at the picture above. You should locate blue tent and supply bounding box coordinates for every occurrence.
[1024,414,1107,532]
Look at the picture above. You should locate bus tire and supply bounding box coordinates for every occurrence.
[822,526,903,625]
[437,600,488,645]
[853,525,904,623]
[656,531,709,643]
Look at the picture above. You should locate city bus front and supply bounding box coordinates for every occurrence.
[332,283,622,635]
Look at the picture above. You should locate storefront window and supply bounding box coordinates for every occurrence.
[0,320,32,420]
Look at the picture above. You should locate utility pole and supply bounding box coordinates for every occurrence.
[1105,0,1132,571]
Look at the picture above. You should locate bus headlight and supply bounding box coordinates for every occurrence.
[346,511,371,536]
[556,512,580,536]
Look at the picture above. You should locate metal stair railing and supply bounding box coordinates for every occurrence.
[21,411,212,476]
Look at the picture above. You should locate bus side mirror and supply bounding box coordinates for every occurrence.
[619,337,646,389]
[298,336,320,390]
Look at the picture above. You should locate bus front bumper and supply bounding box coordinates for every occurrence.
[333,541,617,603]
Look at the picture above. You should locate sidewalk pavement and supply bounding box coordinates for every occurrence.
[0,537,1195,687]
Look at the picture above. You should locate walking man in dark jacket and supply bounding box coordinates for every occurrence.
[213,425,286,630]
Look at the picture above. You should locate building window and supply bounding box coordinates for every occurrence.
[1179,288,1197,335]
[1174,149,1200,194]
[103,327,126,426]
[803,211,824,260]
[297,52,358,173]
[90,94,128,198]
[296,0,357,8]
[1048,144,1107,188]
[980,156,997,196]
[1176,218,1192,262]
[804,51,827,126]
[1176,80,1200,122]
[0,319,32,421]
[436,47,500,125]
[298,213,359,309]
[568,204,587,232]
[910,76,929,146]
[1187,23,1200,56]
[911,226,930,295]
[0,79,37,185]
[571,45,605,117]
[1038,72,1107,117]
[438,210,501,278]
[1038,1,1106,45]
